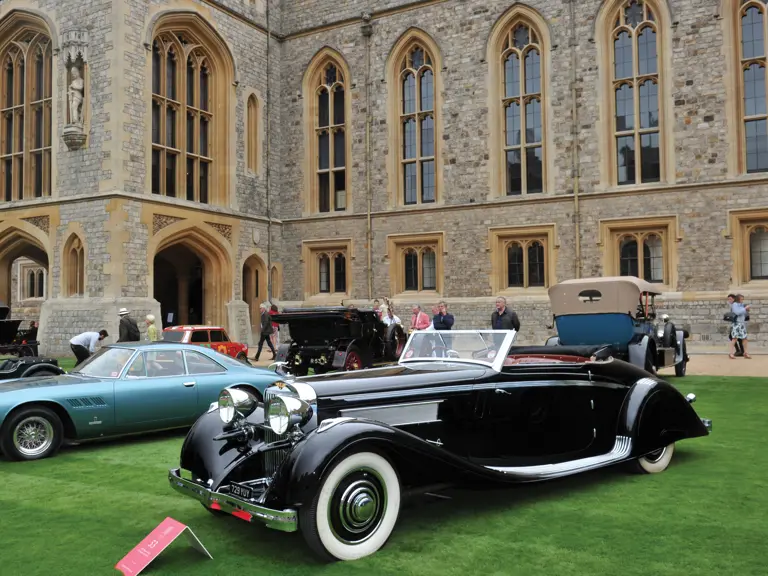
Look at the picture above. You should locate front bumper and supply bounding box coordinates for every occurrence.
[168,468,297,532]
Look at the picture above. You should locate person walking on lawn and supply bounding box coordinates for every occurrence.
[117,308,140,342]
[255,302,276,361]
[70,330,108,365]
[729,294,752,359]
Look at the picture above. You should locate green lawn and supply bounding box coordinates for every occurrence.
[0,376,765,575]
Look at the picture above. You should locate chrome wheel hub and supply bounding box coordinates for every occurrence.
[330,468,386,544]
[13,416,54,457]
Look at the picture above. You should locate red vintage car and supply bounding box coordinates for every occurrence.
[161,325,249,363]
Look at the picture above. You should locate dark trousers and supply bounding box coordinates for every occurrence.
[732,338,744,355]
[71,344,90,364]
[255,333,276,359]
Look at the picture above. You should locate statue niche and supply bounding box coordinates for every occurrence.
[62,28,89,151]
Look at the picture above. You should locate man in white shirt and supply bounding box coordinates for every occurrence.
[70,330,108,365]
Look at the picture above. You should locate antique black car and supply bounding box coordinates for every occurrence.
[169,329,711,562]
[0,306,41,357]
[546,277,690,376]
[0,355,63,380]
[273,306,407,375]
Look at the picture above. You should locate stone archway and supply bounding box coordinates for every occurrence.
[150,225,232,328]
[0,226,50,309]
[242,254,267,332]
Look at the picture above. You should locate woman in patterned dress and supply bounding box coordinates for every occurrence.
[729,294,751,359]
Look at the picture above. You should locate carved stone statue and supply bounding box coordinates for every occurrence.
[68,66,84,125]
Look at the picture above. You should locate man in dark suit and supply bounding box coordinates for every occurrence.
[491,296,520,331]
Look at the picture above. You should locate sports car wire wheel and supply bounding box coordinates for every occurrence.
[13,416,54,457]
[329,467,387,545]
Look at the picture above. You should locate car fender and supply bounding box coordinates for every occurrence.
[618,377,709,457]
[627,334,651,367]
[20,363,65,378]
[331,339,362,368]
[265,418,468,510]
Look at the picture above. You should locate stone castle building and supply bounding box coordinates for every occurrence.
[0,0,766,355]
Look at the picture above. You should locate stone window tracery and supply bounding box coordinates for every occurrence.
[387,233,444,295]
[609,0,662,185]
[501,23,544,195]
[0,26,52,202]
[739,1,768,173]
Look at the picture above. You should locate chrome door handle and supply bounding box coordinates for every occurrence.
[183,381,196,387]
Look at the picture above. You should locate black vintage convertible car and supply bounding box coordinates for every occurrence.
[273,306,407,375]
[168,330,711,562]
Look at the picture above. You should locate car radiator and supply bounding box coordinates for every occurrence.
[263,388,291,478]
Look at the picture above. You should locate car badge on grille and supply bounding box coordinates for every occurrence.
[275,381,285,389]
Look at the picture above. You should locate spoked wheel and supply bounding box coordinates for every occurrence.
[0,406,64,461]
[627,442,676,474]
[300,451,401,562]
[344,346,364,371]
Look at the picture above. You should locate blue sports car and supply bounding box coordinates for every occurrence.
[0,342,282,461]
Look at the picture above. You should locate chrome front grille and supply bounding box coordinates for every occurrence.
[263,389,291,478]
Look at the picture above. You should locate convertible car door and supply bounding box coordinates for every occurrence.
[470,377,596,468]
[114,350,198,431]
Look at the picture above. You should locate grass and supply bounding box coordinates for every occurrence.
[0,376,766,575]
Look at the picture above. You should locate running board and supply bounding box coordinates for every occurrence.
[485,435,632,480]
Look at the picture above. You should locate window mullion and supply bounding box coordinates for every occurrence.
[329,95,335,210]
[415,72,422,204]
[522,242,529,288]
[520,96,528,194]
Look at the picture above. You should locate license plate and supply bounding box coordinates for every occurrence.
[229,482,253,500]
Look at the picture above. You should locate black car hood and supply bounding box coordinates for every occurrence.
[293,362,494,398]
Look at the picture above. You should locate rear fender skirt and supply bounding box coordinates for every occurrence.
[627,336,650,367]
[617,377,709,456]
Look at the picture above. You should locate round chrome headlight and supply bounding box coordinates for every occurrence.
[266,395,312,435]
[218,388,258,424]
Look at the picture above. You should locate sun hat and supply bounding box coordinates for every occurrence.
[119,308,129,316]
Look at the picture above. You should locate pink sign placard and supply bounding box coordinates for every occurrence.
[115,517,212,575]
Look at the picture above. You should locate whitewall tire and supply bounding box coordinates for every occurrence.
[300,451,401,562]
[629,442,675,474]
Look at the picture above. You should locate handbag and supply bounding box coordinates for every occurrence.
[723,312,736,322]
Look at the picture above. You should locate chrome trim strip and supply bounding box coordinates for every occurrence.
[339,400,444,427]
[486,435,633,479]
[168,469,297,532]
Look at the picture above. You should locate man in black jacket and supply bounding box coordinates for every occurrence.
[433,301,455,330]
[254,302,276,360]
[491,296,520,331]
[118,308,140,342]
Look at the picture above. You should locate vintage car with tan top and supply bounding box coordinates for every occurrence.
[546,276,689,376]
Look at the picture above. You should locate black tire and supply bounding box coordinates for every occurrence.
[343,345,364,371]
[0,405,64,461]
[236,352,251,365]
[627,443,675,474]
[299,451,401,562]
[383,324,407,361]
[674,340,687,377]
[662,322,676,349]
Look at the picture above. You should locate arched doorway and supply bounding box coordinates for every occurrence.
[242,254,267,332]
[151,226,232,328]
[0,227,49,311]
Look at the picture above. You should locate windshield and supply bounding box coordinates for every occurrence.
[399,330,516,369]
[161,331,185,342]
[72,347,136,378]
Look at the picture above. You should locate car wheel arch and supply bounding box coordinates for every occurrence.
[226,383,264,403]
[2,400,77,441]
